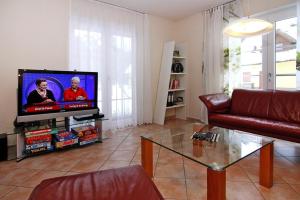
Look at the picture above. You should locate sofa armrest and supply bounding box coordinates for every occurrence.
[199,93,231,113]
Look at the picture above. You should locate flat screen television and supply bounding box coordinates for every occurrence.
[17,69,98,123]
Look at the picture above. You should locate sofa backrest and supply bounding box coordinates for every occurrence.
[269,90,300,123]
[231,89,273,119]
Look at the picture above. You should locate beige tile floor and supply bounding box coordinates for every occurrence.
[0,119,300,200]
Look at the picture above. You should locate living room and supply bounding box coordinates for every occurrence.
[0,0,300,199]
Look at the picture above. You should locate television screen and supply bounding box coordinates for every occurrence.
[18,69,98,117]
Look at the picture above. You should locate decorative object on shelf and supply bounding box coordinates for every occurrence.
[173,50,180,57]
[172,62,184,73]
[167,92,174,107]
[176,97,184,104]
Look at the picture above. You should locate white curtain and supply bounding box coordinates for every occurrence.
[69,0,152,130]
[223,0,243,95]
[201,5,224,122]
[203,6,224,94]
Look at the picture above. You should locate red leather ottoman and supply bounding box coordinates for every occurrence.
[28,165,163,200]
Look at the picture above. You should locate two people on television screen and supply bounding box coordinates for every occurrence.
[27,77,88,105]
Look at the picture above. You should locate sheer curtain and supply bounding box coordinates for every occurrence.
[223,0,243,95]
[69,0,152,130]
[201,5,224,122]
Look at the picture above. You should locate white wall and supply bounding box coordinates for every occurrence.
[148,15,176,110]
[0,0,70,130]
[174,13,204,120]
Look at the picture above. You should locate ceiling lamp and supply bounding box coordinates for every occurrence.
[223,0,273,37]
[224,18,273,37]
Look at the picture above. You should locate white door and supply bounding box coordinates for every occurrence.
[258,5,297,90]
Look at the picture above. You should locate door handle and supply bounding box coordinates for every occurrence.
[268,73,272,82]
[268,73,272,78]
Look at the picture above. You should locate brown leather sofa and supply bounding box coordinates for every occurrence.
[28,165,163,200]
[199,89,300,143]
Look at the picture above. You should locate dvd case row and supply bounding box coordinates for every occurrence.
[24,125,99,155]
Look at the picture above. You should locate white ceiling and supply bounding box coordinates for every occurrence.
[99,0,233,21]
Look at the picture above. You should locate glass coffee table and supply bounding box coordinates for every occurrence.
[141,123,274,200]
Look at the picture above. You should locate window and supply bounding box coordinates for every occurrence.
[229,5,298,91]
[111,36,133,119]
[275,17,297,89]
[72,31,135,120]
[240,35,263,89]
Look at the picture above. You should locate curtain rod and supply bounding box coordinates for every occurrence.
[205,0,237,12]
[94,0,237,16]
[93,0,146,15]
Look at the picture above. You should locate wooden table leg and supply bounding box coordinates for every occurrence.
[259,142,274,188]
[207,168,226,200]
[141,137,153,178]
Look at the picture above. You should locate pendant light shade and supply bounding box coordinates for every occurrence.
[223,18,273,37]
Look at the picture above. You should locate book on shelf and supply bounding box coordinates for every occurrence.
[79,138,97,146]
[25,128,58,137]
[25,134,52,144]
[169,79,180,89]
[26,146,53,154]
[54,131,77,142]
[79,133,97,142]
[55,138,79,148]
[71,125,97,137]
[25,142,52,150]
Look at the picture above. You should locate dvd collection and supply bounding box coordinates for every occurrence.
[24,125,98,155]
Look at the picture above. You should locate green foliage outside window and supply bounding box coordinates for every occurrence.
[296,51,300,71]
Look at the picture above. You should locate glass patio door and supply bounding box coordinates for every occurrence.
[274,17,297,89]
[261,5,297,90]
[239,35,264,89]
[236,5,297,90]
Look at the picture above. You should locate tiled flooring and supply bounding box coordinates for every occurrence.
[0,119,300,200]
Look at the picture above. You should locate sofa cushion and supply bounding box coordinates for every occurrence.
[231,89,273,119]
[28,165,163,200]
[209,114,300,139]
[269,90,300,124]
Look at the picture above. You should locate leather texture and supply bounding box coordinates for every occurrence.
[199,93,231,113]
[28,165,164,200]
[209,114,300,139]
[269,90,300,124]
[199,89,300,143]
[230,89,273,118]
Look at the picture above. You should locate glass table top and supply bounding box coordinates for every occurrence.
[141,123,274,170]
